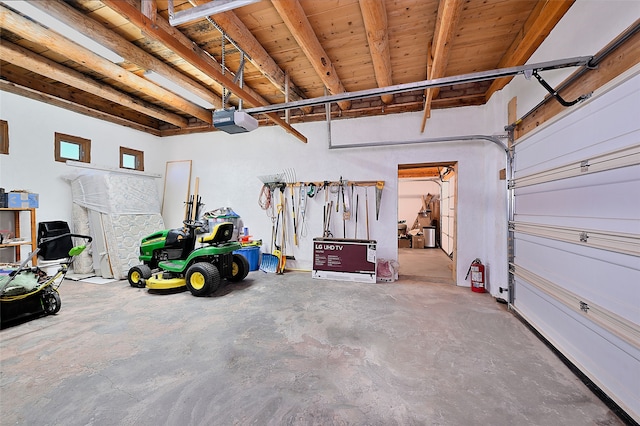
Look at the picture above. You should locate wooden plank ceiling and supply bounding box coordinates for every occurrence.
[0,0,574,139]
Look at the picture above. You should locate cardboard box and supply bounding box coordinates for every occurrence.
[313,238,377,284]
[411,235,425,249]
[7,192,39,208]
[398,238,411,248]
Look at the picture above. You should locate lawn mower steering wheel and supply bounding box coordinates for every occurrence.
[183,219,205,229]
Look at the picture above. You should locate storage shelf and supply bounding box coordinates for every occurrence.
[0,241,30,248]
[0,208,37,265]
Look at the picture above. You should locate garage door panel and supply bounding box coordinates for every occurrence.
[513,214,638,235]
[514,178,640,222]
[514,279,640,417]
[514,78,640,174]
[514,235,639,322]
[514,126,640,176]
[514,163,640,196]
[511,70,640,421]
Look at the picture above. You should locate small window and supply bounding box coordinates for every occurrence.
[120,146,144,171]
[0,120,8,155]
[55,132,91,163]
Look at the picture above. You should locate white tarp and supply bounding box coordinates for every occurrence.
[66,170,164,279]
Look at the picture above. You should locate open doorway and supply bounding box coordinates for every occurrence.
[397,162,457,284]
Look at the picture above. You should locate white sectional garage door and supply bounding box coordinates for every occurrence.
[509,68,640,422]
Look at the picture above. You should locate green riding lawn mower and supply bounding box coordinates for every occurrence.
[127,195,249,296]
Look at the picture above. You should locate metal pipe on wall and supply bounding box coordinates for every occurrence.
[327,133,509,153]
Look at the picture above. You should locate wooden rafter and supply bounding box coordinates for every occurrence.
[0,79,162,136]
[0,4,210,126]
[0,40,188,128]
[119,0,265,110]
[423,43,434,122]
[484,0,575,102]
[271,0,351,111]
[420,0,464,133]
[29,0,223,110]
[104,0,307,143]
[359,0,393,105]
[189,1,312,113]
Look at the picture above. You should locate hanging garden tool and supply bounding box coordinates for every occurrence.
[277,183,287,274]
[298,182,308,238]
[322,181,331,237]
[324,200,334,238]
[284,168,298,246]
[365,186,370,239]
[375,181,384,220]
[339,177,350,238]
[354,193,359,239]
[261,185,283,274]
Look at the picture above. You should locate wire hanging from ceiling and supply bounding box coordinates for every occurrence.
[185,1,251,110]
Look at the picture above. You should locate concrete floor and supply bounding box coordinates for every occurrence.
[398,247,455,284]
[0,271,623,425]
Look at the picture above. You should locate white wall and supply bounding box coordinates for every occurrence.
[0,92,167,222]
[0,86,527,296]
[160,106,507,290]
[0,92,167,259]
[398,179,440,227]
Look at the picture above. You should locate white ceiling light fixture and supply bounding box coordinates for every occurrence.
[1,0,124,64]
[168,0,261,26]
[144,71,215,109]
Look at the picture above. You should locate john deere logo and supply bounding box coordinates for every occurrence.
[224,230,230,236]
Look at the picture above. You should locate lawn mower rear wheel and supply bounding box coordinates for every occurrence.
[186,262,220,296]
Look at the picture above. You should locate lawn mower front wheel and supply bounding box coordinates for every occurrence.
[186,262,220,296]
[128,265,152,288]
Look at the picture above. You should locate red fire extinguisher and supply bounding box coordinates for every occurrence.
[465,258,486,293]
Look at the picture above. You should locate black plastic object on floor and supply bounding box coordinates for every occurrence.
[37,221,73,260]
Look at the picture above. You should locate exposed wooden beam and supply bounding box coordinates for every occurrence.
[271,0,351,111]
[29,0,223,110]
[420,43,434,132]
[420,0,464,132]
[141,0,158,23]
[118,0,265,107]
[484,0,575,102]
[189,1,311,112]
[0,4,209,126]
[398,168,440,179]
[358,0,393,104]
[104,0,307,143]
[0,40,189,128]
[1,65,162,129]
[0,79,162,136]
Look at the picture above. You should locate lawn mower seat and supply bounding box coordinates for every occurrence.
[199,222,234,245]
